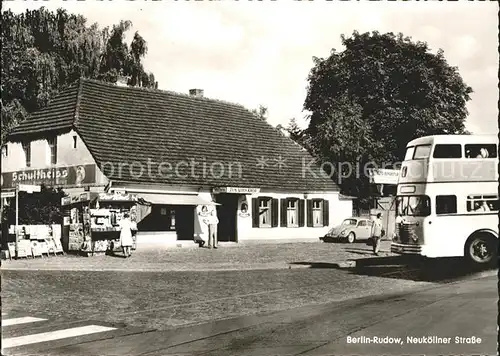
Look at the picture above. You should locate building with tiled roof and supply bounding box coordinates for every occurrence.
[1,78,352,247]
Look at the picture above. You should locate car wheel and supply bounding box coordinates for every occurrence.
[347,232,356,244]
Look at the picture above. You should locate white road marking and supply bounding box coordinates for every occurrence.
[2,317,47,327]
[3,325,116,348]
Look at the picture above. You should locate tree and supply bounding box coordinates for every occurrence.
[251,105,268,121]
[1,185,67,226]
[1,7,158,146]
[302,31,473,198]
[285,117,305,144]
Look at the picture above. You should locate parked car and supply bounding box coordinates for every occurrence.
[320,217,373,243]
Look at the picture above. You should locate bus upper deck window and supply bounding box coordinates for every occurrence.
[465,144,497,159]
[433,144,462,159]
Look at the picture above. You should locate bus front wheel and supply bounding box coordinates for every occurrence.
[465,233,497,266]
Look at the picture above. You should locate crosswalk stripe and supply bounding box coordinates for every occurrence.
[3,325,116,348]
[3,317,47,327]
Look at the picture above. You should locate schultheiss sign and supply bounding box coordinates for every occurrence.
[1,164,96,189]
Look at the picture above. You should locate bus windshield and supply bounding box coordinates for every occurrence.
[396,195,431,217]
[404,146,415,161]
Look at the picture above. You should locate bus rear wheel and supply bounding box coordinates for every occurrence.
[465,233,497,266]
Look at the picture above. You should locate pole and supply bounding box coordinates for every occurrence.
[15,183,19,259]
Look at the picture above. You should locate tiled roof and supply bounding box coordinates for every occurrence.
[9,78,339,192]
[9,83,80,136]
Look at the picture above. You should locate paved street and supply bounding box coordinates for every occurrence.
[1,240,394,271]
[1,241,497,355]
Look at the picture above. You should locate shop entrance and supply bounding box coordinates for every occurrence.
[215,194,238,242]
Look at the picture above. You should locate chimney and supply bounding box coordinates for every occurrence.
[189,89,204,98]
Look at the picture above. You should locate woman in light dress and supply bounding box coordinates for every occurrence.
[119,212,134,257]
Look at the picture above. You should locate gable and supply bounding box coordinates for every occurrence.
[8,83,80,140]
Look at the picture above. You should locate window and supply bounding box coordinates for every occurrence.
[436,195,457,214]
[466,194,499,213]
[307,199,328,227]
[433,144,462,159]
[465,144,497,159]
[73,135,77,149]
[413,145,432,159]
[281,198,304,227]
[47,137,57,165]
[404,146,415,161]
[259,198,272,227]
[287,199,299,227]
[253,197,278,228]
[341,219,358,226]
[22,141,31,167]
[312,200,323,227]
[357,220,368,227]
[396,195,431,216]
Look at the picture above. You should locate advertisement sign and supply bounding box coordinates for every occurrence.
[1,191,15,198]
[1,164,97,189]
[238,196,250,218]
[367,169,400,185]
[18,184,41,192]
[98,192,136,201]
[213,187,260,194]
[197,204,217,218]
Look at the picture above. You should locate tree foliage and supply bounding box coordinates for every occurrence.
[1,7,158,145]
[251,105,268,122]
[1,185,67,226]
[300,31,473,198]
[285,118,306,145]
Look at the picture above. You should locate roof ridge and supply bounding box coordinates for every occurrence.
[80,77,247,110]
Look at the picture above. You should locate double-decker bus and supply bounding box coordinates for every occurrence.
[391,134,498,265]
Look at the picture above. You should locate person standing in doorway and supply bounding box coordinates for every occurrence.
[207,209,219,249]
[119,212,134,257]
[371,213,383,256]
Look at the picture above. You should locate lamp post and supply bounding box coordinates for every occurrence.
[15,183,19,259]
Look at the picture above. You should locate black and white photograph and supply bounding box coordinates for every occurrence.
[0,0,498,355]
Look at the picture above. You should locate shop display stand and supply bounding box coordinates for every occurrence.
[61,192,138,257]
[5,226,64,260]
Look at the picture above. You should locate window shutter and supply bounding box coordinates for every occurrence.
[280,199,288,227]
[298,199,305,227]
[271,198,279,227]
[322,199,330,227]
[252,198,259,228]
[306,200,313,227]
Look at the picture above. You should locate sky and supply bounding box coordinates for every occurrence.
[5,0,498,135]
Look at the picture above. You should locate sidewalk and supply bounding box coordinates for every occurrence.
[1,240,394,271]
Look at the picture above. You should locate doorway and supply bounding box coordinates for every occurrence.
[215,194,238,242]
